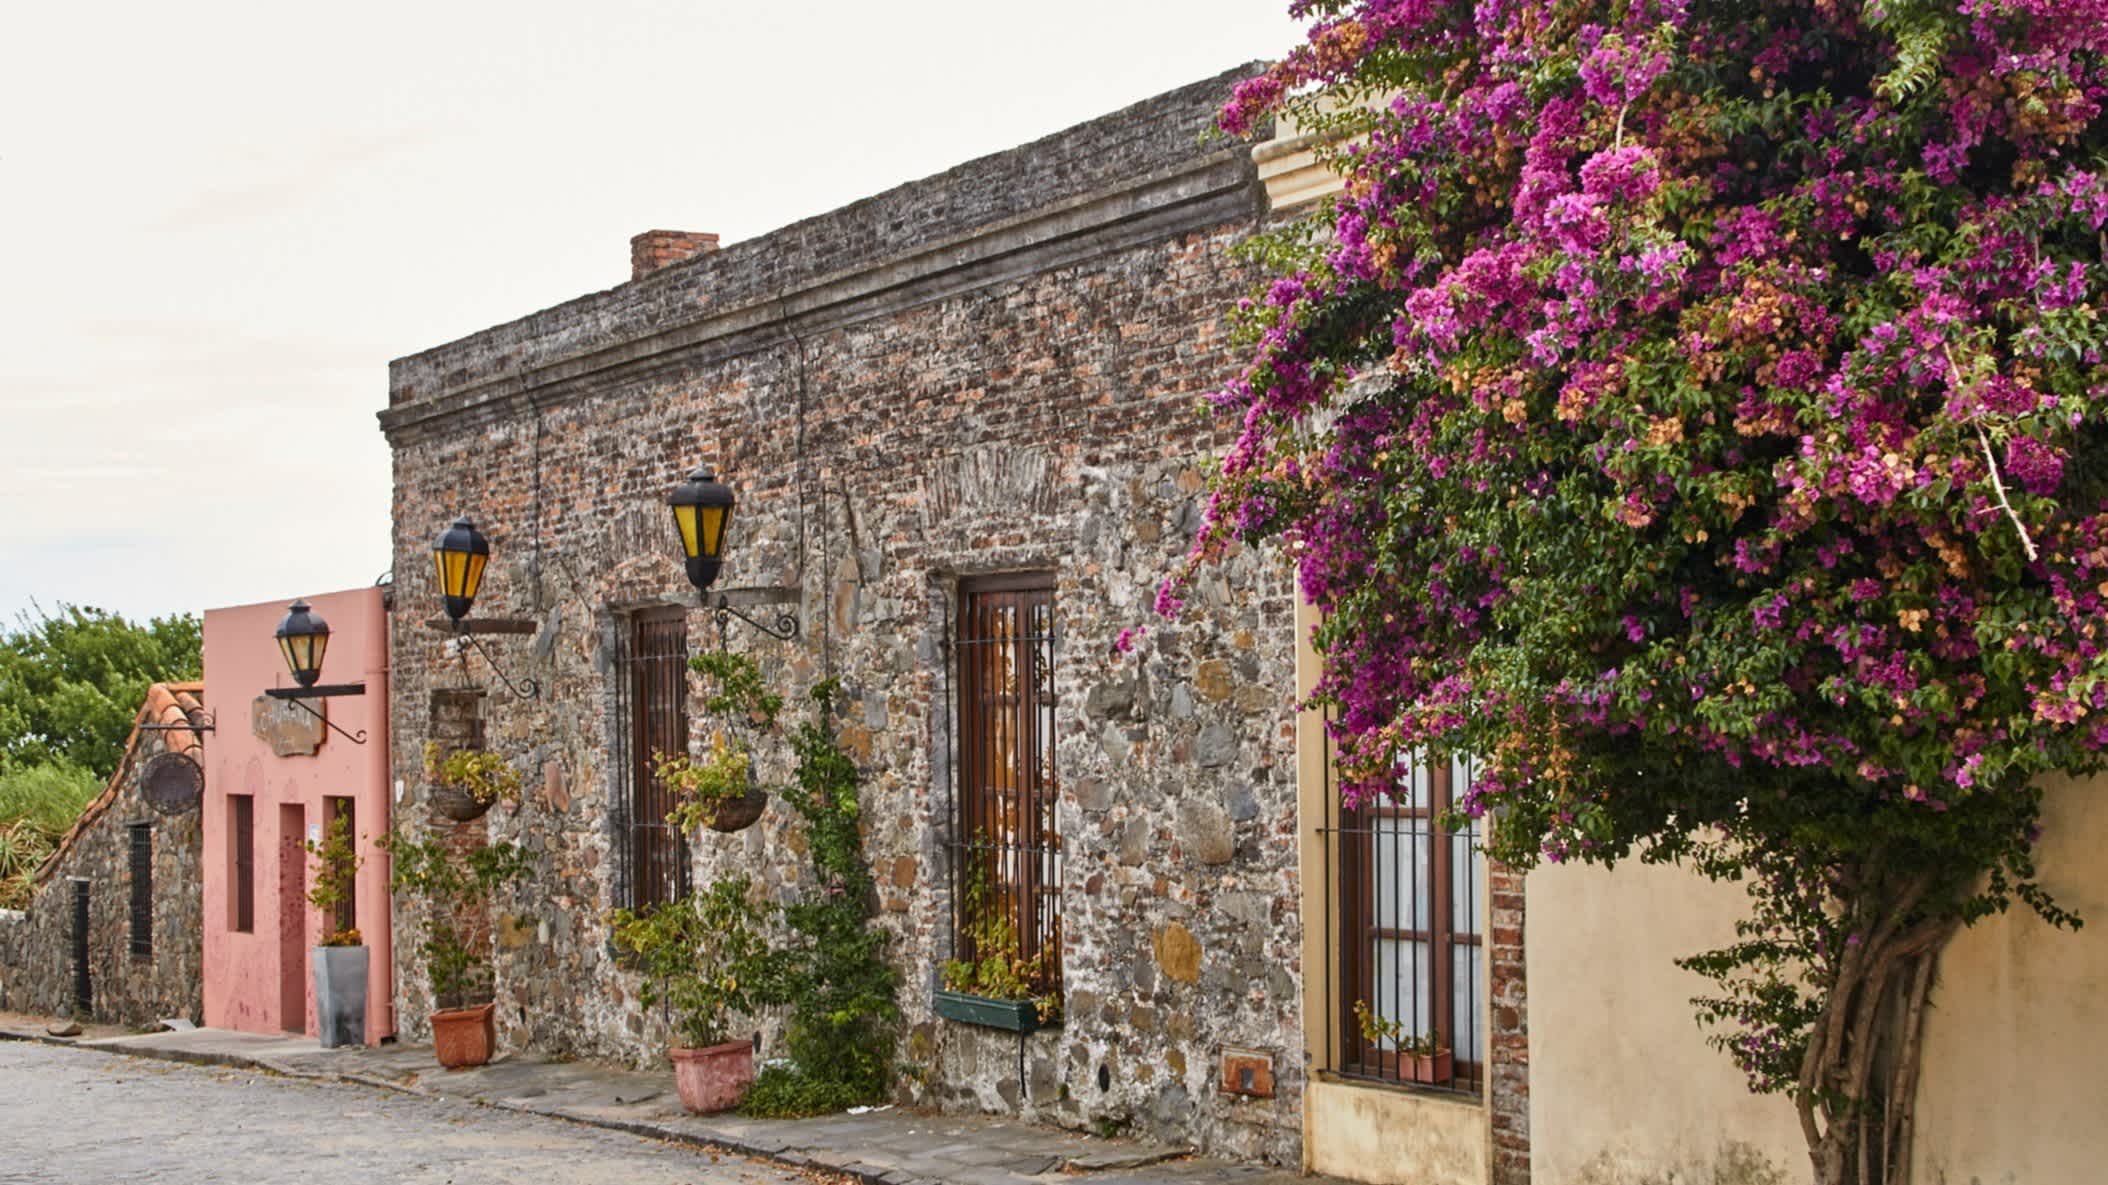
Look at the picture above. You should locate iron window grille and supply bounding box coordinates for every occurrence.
[128,822,153,961]
[945,574,1063,1002]
[1318,744,1486,1095]
[612,606,691,911]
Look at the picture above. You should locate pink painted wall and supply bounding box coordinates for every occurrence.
[201,587,394,1042]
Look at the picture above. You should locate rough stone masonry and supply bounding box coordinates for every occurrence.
[380,66,1309,1164]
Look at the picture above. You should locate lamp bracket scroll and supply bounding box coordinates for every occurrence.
[709,594,801,643]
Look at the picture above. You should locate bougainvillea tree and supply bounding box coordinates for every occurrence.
[1184,2,2107,1181]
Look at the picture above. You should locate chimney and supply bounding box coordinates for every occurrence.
[630,229,720,281]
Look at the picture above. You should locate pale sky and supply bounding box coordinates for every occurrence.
[0,1,1300,630]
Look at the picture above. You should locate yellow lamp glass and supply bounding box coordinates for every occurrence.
[673,502,730,561]
[435,548,487,601]
[699,504,727,558]
[675,503,700,559]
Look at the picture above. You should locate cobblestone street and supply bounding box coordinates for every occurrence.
[0,1042,816,1185]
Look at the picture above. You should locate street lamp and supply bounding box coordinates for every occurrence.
[265,599,367,744]
[667,464,798,641]
[668,465,735,593]
[430,515,539,699]
[275,599,330,689]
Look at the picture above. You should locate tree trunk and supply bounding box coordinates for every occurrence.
[1796,873,1959,1185]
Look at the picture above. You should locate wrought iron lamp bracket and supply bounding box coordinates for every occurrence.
[263,685,369,746]
[456,629,542,699]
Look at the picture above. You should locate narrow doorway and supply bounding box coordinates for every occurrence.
[277,803,307,1032]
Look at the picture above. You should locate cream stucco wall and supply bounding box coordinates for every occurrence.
[1526,858,1803,1185]
[1528,773,2108,1185]
[1911,772,2108,1185]
[1308,1078,1491,1185]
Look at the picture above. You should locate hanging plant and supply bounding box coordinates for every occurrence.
[424,741,523,821]
[659,738,768,834]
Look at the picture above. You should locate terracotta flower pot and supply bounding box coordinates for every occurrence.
[431,1002,497,1069]
[670,1039,755,1114]
[1406,1048,1454,1086]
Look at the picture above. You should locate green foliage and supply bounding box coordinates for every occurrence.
[735,675,900,1117]
[611,875,768,1048]
[0,820,56,908]
[691,651,785,727]
[423,741,524,806]
[380,827,532,1010]
[657,739,756,831]
[0,605,200,777]
[0,762,100,909]
[0,761,99,837]
[303,812,363,946]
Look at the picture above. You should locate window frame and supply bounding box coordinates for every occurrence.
[1324,748,1486,1095]
[947,573,1063,1003]
[230,793,255,933]
[613,605,691,912]
[128,821,153,961]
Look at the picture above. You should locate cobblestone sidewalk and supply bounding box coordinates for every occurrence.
[0,1017,1323,1185]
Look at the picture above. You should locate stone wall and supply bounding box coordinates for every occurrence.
[0,683,207,1026]
[381,68,1309,1164]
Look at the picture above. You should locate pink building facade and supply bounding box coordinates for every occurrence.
[200,586,393,1042]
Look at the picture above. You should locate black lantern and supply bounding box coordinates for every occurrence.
[669,465,735,592]
[433,515,491,622]
[274,600,330,689]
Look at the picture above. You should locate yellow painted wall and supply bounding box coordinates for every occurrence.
[1911,772,2108,1185]
[1525,858,1803,1185]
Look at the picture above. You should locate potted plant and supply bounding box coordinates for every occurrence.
[935,859,1061,1033]
[658,737,768,834]
[381,826,533,1069]
[1354,1000,1454,1086]
[610,874,768,1113]
[304,811,366,1048]
[424,741,524,822]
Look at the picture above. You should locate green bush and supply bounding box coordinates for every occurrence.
[0,762,99,837]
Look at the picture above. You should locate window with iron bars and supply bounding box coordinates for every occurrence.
[128,822,153,961]
[946,575,1062,1004]
[1318,746,1486,1095]
[612,606,691,911]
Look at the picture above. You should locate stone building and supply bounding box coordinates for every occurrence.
[0,682,208,1026]
[381,66,1314,1165]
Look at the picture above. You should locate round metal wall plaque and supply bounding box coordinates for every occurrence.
[140,751,204,815]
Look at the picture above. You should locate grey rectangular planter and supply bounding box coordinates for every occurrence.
[933,989,1040,1033]
[312,945,369,1048]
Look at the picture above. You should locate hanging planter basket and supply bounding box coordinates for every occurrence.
[701,786,768,833]
[429,783,494,822]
